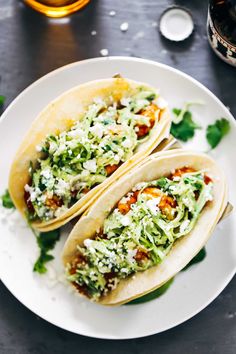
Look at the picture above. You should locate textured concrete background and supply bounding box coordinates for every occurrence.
[0,0,235,352]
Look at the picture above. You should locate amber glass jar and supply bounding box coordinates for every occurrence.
[24,0,90,18]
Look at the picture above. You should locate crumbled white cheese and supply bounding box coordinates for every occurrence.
[132,182,147,191]
[55,179,70,197]
[182,197,194,212]
[56,143,67,155]
[153,97,168,109]
[24,184,33,193]
[93,97,105,106]
[41,168,51,179]
[122,139,133,148]
[173,176,181,181]
[127,249,137,263]
[120,215,131,226]
[40,194,47,203]
[108,277,119,290]
[137,99,149,108]
[120,268,129,273]
[49,141,58,153]
[80,169,90,178]
[83,159,97,173]
[180,219,190,233]
[205,184,213,201]
[114,155,120,162]
[119,195,130,204]
[117,148,125,158]
[120,22,129,32]
[146,197,161,214]
[100,48,109,56]
[54,205,68,218]
[120,97,131,106]
[27,187,41,202]
[90,123,104,138]
[68,128,86,138]
[84,239,94,248]
[30,192,38,203]
[36,145,42,152]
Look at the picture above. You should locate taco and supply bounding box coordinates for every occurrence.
[8,78,171,231]
[62,150,227,305]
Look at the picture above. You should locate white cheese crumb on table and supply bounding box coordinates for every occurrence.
[109,10,116,17]
[100,48,109,56]
[120,22,129,32]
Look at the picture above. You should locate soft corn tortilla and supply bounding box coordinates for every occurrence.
[8,78,171,231]
[62,149,227,306]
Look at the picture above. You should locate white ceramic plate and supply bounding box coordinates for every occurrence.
[0,57,235,340]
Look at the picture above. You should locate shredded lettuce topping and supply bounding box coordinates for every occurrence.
[66,169,213,301]
[24,87,161,222]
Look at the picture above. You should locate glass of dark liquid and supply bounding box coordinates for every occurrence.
[207,0,236,66]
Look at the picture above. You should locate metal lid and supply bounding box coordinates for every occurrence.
[159,6,194,42]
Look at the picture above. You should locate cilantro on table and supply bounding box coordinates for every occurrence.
[206,118,230,149]
[33,229,60,274]
[0,95,5,106]
[171,107,201,142]
[1,190,15,209]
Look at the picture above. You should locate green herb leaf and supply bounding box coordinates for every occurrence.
[156,177,169,189]
[37,230,60,252]
[33,229,60,274]
[1,190,15,209]
[127,278,174,305]
[206,118,230,149]
[0,95,5,106]
[146,93,156,101]
[33,252,54,274]
[172,108,181,116]
[171,110,201,142]
[182,247,206,271]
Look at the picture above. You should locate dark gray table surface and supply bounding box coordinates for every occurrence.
[0,0,235,352]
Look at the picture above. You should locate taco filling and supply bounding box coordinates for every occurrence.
[24,88,162,222]
[66,167,213,301]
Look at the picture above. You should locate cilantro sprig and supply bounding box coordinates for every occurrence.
[0,95,5,106]
[1,190,15,209]
[170,103,201,142]
[206,118,230,149]
[33,229,60,274]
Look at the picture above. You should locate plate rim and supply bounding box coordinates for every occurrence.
[0,56,235,340]
[1,56,236,127]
